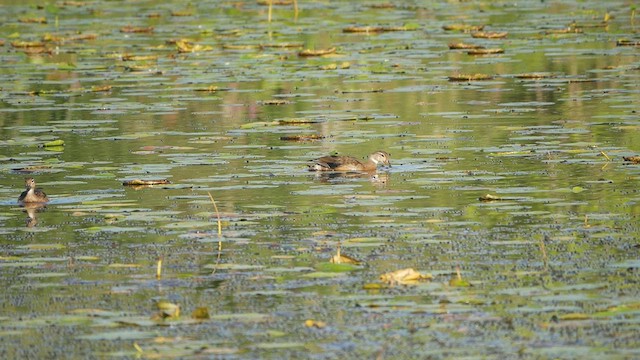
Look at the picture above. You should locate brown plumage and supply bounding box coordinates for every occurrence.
[18,177,49,203]
[309,151,391,171]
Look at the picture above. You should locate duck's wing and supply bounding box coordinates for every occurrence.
[18,190,28,202]
[34,188,48,201]
[310,155,366,171]
[309,155,339,171]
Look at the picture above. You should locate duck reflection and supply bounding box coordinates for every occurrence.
[312,171,389,187]
[22,202,46,228]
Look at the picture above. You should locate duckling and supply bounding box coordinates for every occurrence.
[18,177,49,203]
[309,151,391,172]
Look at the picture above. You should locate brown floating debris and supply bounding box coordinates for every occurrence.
[123,179,171,186]
[448,42,484,50]
[278,118,320,124]
[13,166,52,174]
[471,31,508,39]
[42,33,97,43]
[515,73,554,79]
[479,194,502,202]
[467,48,504,55]
[120,26,154,33]
[193,85,224,92]
[298,47,336,57]
[616,39,640,47]
[90,85,112,92]
[442,24,484,32]
[448,73,493,81]
[42,33,64,42]
[623,156,640,164]
[175,39,213,53]
[11,40,45,48]
[221,44,258,50]
[69,33,98,41]
[122,54,158,61]
[19,17,47,24]
[258,99,291,105]
[280,134,325,142]
[19,47,53,55]
[343,26,384,33]
[343,26,414,33]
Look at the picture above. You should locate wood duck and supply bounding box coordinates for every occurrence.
[309,151,391,171]
[18,177,49,203]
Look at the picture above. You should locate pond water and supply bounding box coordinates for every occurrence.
[1,0,639,358]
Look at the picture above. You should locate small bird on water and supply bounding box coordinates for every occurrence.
[18,177,49,203]
[308,151,391,172]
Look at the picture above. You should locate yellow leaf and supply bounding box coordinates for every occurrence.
[559,313,590,321]
[304,319,326,328]
[380,268,432,285]
[156,300,180,319]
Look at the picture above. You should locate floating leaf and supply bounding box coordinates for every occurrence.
[448,73,493,81]
[155,300,180,319]
[471,31,508,39]
[122,179,171,186]
[304,319,327,328]
[19,17,47,24]
[448,42,484,50]
[479,194,502,201]
[120,26,154,33]
[298,47,336,57]
[467,48,504,55]
[442,24,484,32]
[380,268,432,285]
[191,307,210,320]
[42,139,64,147]
[558,313,590,321]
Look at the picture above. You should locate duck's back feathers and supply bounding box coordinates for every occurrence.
[309,155,367,171]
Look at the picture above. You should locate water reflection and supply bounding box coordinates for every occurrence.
[312,171,390,188]
[21,202,46,228]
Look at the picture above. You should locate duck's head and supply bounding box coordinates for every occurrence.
[369,151,391,167]
[24,177,36,190]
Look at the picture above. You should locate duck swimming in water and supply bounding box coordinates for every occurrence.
[308,151,391,172]
[18,177,49,203]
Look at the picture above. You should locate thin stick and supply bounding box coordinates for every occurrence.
[156,257,162,279]
[207,192,223,275]
[208,192,222,236]
[538,235,548,271]
[268,0,272,23]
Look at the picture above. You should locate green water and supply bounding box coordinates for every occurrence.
[1,0,639,358]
